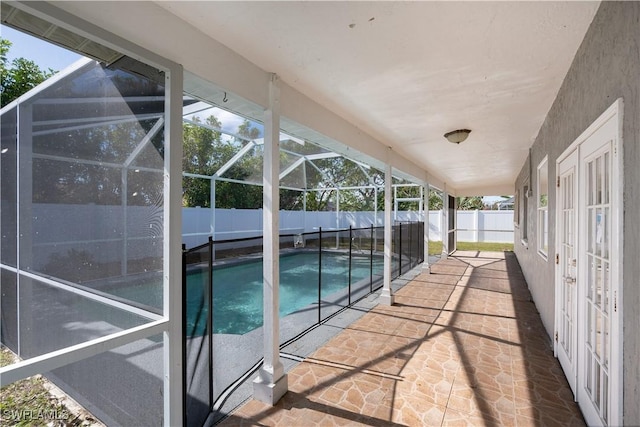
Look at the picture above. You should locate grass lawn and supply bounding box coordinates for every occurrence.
[0,347,99,426]
[428,240,513,255]
[456,241,514,252]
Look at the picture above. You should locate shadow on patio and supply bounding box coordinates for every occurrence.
[219,252,584,426]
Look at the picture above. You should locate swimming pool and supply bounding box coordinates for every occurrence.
[186,251,383,335]
[106,250,383,335]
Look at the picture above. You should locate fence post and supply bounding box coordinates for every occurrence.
[181,244,187,427]
[318,227,322,324]
[409,222,413,269]
[207,236,213,409]
[420,221,425,263]
[348,226,352,306]
[474,209,479,242]
[399,222,403,276]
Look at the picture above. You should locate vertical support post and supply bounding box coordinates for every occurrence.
[348,226,352,305]
[121,168,128,276]
[399,222,403,276]
[374,188,378,248]
[303,190,307,232]
[211,179,217,261]
[318,227,322,324]
[442,189,449,258]
[207,237,213,409]
[254,74,287,405]
[164,64,183,427]
[211,178,216,238]
[422,182,430,273]
[474,209,479,243]
[335,189,340,249]
[393,186,398,221]
[380,157,394,305]
[181,244,187,426]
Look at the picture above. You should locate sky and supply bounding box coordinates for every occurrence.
[1,25,82,72]
[1,24,253,136]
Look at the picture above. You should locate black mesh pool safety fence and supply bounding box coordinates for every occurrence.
[182,221,424,426]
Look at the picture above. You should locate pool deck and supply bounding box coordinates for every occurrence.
[219,251,585,426]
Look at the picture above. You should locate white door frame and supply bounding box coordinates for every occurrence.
[554,148,579,395]
[554,98,624,426]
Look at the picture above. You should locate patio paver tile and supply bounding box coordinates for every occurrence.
[221,252,585,427]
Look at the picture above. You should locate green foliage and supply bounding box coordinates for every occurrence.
[307,157,384,211]
[1,38,56,107]
[182,117,266,208]
[456,241,514,252]
[429,189,443,210]
[456,196,484,210]
[395,185,421,211]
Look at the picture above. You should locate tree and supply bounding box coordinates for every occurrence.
[182,117,267,208]
[429,189,443,210]
[182,115,224,207]
[1,38,56,106]
[456,196,484,210]
[237,119,260,141]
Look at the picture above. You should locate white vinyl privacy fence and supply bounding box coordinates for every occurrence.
[456,210,515,244]
[30,206,514,269]
[182,208,514,248]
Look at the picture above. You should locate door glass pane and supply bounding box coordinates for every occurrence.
[604,152,610,204]
[565,287,572,355]
[603,373,609,423]
[588,161,594,205]
[568,211,573,249]
[587,303,593,345]
[603,261,609,314]
[595,155,602,204]
[603,315,609,368]
[595,362,601,408]
[595,309,602,358]
[588,208,594,254]
[587,354,593,394]
[570,172,574,208]
[596,207,604,258]
[595,257,602,307]
[587,255,595,301]
[603,206,610,259]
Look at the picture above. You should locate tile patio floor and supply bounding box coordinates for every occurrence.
[220,252,584,426]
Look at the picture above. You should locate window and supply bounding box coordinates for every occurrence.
[514,190,520,226]
[521,182,529,245]
[537,157,549,258]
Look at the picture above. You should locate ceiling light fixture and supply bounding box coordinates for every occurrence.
[444,129,471,144]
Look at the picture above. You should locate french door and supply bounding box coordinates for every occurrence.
[556,149,578,394]
[555,100,622,427]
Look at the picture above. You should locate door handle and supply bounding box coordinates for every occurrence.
[563,276,576,284]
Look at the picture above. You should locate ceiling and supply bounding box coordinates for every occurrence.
[154,1,599,194]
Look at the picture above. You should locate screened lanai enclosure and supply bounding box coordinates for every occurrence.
[1,56,171,425]
[1,54,434,425]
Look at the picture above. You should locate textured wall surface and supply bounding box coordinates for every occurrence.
[514,1,639,423]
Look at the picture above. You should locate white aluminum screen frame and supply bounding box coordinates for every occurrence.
[0,2,184,425]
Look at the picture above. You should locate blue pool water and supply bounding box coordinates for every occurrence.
[186,251,383,335]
